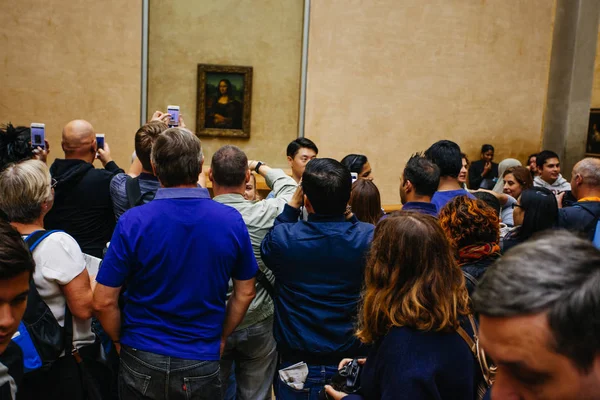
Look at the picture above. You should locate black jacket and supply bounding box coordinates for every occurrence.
[558,201,600,241]
[44,159,123,258]
[461,254,500,297]
[468,160,499,190]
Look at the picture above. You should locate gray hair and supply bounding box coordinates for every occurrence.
[574,157,600,187]
[473,230,600,371]
[150,128,203,188]
[0,160,53,223]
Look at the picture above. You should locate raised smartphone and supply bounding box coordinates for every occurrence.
[167,105,180,127]
[30,123,45,149]
[96,133,105,150]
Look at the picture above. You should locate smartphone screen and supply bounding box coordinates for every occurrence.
[96,134,105,150]
[351,172,358,184]
[167,105,180,127]
[30,123,45,149]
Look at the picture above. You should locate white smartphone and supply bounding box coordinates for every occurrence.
[167,105,180,127]
[351,172,358,184]
[30,123,46,149]
[96,133,105,150]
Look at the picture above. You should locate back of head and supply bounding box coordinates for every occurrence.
[573,157,600,189]
[0,123,33,171]
[62,119,95,158]
[424,140,462,178]
[0,160,52,223]
[357,211,469,343]
[151,128,203,188]
[211,145,248,187]
[0,220,35,279]
[472,192,501,216]
[439,196,500,250]
[340,154,368,174]
[519,187,558,240]
[503,166,533,189]
[403,154,440,197]
[473,231,600,372]
[535,150,560,169]
[302,158,351,215]
[135,121,169,172]
[286,137,319,158]
[350,179,382,225]
[481,144,495,154]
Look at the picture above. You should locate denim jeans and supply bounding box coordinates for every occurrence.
[275,361,338,400]
[219,316,277,400]
[119,345,221,400]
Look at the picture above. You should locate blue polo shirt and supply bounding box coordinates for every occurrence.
[431,189,476,214]
[97,187,258,361]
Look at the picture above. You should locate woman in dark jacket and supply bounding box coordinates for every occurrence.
[325,212,475,400]
[468,144,499,190]
[439,196,501,296]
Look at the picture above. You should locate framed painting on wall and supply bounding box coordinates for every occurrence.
[586,108,600,157]
[197,64,253,138]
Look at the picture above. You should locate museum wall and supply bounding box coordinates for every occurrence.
[304,0,556,204]
[147,0,304,166]
[590,25,600,108]
[0,0,142,169]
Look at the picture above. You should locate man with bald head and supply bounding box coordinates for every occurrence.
[44,119,123,257]
[557,157,600,241]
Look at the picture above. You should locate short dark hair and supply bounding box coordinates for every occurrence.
[481,144,494,154]
[302,158,351,215]
[424,140,462,178]
[536,150,560,168]
[135,121,168,172]
[0,220,35,279]
[0,123,33,171]
[211,145,248,187]
[151,128,203,188]
[286,138,319,158]
[403,154,440,197]
[340,154,369,175]
[517,187,558,240]
[472,192,500,216]
[473,231,600,372]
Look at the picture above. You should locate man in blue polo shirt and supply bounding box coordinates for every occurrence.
[399,154,440,217]
[93,128,257,400]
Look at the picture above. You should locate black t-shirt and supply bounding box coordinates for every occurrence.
[0,342,23,400]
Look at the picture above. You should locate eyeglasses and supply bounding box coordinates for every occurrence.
[51,178,58,189]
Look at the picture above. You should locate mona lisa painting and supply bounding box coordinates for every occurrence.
[197,64,253,138]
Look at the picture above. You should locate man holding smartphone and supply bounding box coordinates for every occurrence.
[44,119,123,258]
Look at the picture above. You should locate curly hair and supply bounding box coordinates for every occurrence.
[438,196,500,250]
[356,212,470,344]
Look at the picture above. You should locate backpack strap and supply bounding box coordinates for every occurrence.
[462,271,479,289]
[24,230,60,252]
[256,269,275,298]
[125,176,143,209]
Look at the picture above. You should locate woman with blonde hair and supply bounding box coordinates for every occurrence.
[325,212,476,399]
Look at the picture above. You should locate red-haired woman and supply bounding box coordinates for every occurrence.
[439,197,501,296]
[325,212,475,399]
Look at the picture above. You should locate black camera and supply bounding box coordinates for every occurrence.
[317,359,362,400]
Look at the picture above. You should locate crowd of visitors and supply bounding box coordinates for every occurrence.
[0,116,600,400]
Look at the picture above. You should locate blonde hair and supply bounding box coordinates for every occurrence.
[0,160,53,223]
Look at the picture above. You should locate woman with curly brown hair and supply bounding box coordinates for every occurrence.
[439,197,501,296]
[325,212,475,400]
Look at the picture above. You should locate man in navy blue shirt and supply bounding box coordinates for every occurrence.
[399,154,440,217]
[94,128,258,400]
[261,158,374,399]
[425,140,475,213]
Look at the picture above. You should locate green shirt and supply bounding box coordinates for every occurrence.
[213,168,297,330]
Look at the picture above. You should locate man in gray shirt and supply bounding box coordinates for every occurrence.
[211,145,296,400]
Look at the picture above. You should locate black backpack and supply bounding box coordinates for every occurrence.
[125,175,157,209]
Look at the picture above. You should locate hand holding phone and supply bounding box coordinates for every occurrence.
[30,123,46,150]
[167,105,180,127]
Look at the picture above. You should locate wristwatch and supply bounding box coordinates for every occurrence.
[255,161,265,173]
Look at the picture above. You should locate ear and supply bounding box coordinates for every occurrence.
[574,174,583,186]
[208,168,214,183]
[245,169,251,184]
[404,179,413,194]
[304,195,315,214]
[151,161,157,177]
[61,140,66,152]
[287,155,293,167]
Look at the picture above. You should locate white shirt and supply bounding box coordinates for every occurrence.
[27,232,95,351]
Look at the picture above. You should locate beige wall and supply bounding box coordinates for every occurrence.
[305,0,556,204]
[147,0,304,166]
[591,25,600,108]
[0,0,142,169]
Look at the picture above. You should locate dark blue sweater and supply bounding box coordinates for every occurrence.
[345,325,476,400]
[261,205,374,362]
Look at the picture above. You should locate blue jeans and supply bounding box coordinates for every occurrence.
[119,345,221,400]
[220,316,277,400]
[276,361,338,400]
